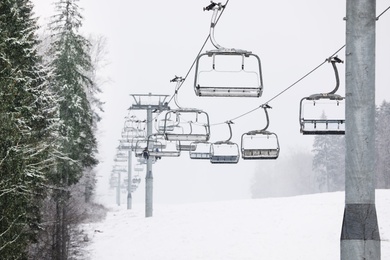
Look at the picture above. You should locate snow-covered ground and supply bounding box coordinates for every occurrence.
[84,190,390,260]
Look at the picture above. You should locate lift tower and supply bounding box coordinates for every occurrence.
[130,93,170,218]
[341,0,380,259]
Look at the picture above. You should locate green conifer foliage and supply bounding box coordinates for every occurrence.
[49,0,98,186]
[46,0,99,258]
[0,0,59,258]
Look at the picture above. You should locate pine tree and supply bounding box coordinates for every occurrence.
[0,0,59,258]
[312,132,345,192]
[45,0,99,258]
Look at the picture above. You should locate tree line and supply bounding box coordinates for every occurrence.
[1,0,105,259]
[251,101,390,198]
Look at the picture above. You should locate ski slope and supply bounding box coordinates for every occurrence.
[84,190,390,259]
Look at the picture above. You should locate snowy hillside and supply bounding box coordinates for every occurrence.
[84,190,390,260]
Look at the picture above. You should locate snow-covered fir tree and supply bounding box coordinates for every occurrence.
[312,134,345,192]
[43,0,99,258]
[0,0,60,258]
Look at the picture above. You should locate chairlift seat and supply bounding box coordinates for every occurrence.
[190,152,211,160]
[210,155,240,164]
[148,150,180,157]
[176,142,197,152]
[134,165,144,171]
[194,51,263,98]
[300,119,345,135]
[165,133,209,142]
[242,149,279,160]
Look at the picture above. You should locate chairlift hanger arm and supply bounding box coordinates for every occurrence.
[205,2,225,50]
[324,56,344,95]
[327,56,343,95]
[306,56,344,100]
[217,121,233,143]
[171,76,184,109]
[260,104,271,132]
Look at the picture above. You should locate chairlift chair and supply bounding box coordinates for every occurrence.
[137,157,157,165]
[241,105,280,160]
[299,57,345,135]
[130,184,138,193]
[157,112,176,133]
[176,141,197,152]
[134,164,144,172]
[116,151,128,159]
[210,121,240,164]
[114,157,127,163]
[109,176,118,189]
[133,178,141,184]
[118,139,133,151]
[163,110,211,142]
[210,141,240,164]
[189,142,212,160]
[145,134,180,158]
[163,77,211,142]
[134,139,148,158]
[123,116,146,139]
[194,2,263,97]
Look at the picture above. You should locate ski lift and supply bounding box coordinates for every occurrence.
[134,164,144,172]
[210,121,240,164]
[189,142,212,160]
[156,111,176,133]
[241,104,280,160]
[163,76,211,142]
[144,134,180,158]
[114,156,127,163]
[176,141,197,152]
[299,57,345,135]
[134,139,149,158]
[194,2,263,97]
[137,156,157,165]
[123,116,146,139]
[132,177,141,184]
[116,151,128,159]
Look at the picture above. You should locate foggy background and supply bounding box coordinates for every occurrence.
[32,0,390,204]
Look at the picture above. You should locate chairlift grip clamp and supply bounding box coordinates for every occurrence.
[203,1,225,11]
[327,56,344,64]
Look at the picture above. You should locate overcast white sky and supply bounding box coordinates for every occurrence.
[32,0,390,205]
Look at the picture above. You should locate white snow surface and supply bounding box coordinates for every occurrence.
[84,190,390,260]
